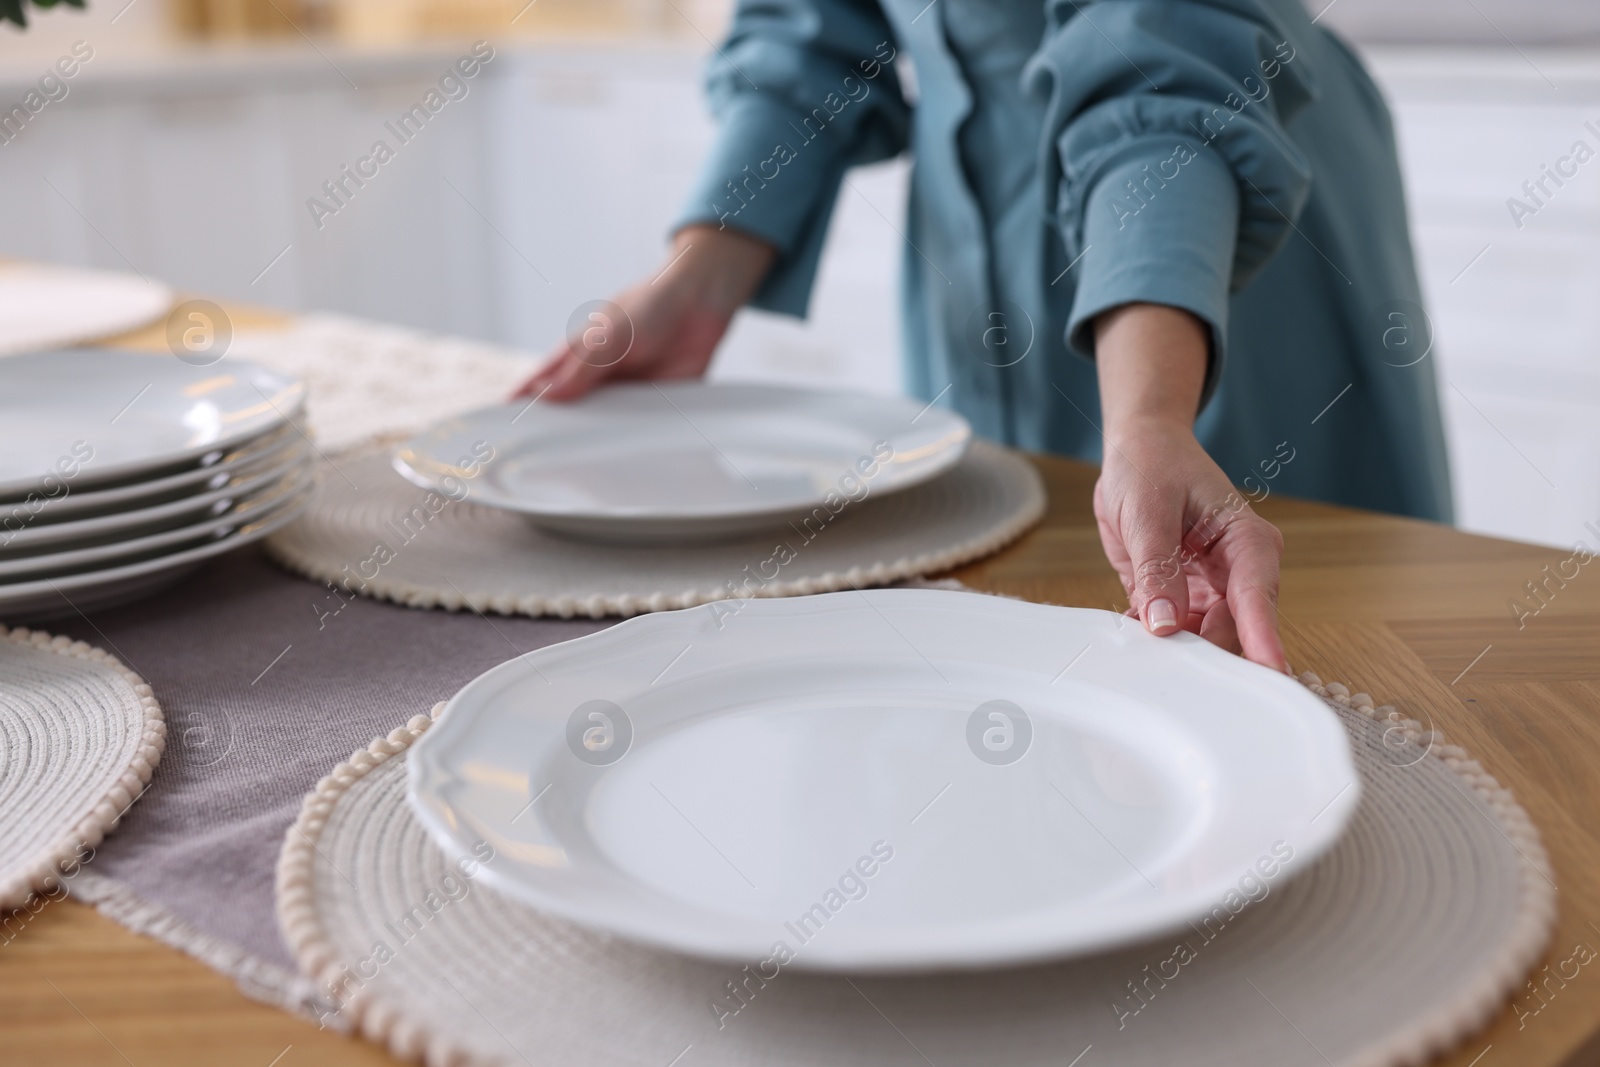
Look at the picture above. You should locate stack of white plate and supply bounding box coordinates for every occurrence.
[0,349,313,620]
[393,382,974,542]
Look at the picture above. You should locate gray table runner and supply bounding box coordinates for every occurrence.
[48,548,606,994]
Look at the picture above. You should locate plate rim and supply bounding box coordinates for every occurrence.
[392,381,972,524]
[1,441,313,553]
[0,349,306,499]
[407,588,1362,972]
[0,459,314,579]
[0,477,313,610]
[0,265,174,358]
[3,423,304,518]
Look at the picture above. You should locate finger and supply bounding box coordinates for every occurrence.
[1120,492,1191,638]
[518,322,634,402]
[1092,481,1138,603]
[1198,598,1242,655]
[512,342,575,399]
[1221,517,1288,672]
[510,367,551,400]
[1096,516,1136,602]
[542,343,621,401]
[1185,570,1223,622]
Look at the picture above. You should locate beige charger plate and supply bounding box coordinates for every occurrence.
[276,674,1553,1067]
[266,441,1046,618]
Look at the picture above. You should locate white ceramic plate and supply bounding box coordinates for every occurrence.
[0,460,312,580]
[0,349,305,498]
[408,589,1360,972]
[393,383,971,542]
[0,264,173,358]
[0,442,311,554]
[5,425,302,523]
[0,481,311,621]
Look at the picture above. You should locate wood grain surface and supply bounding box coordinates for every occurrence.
[2,319,1597,1065]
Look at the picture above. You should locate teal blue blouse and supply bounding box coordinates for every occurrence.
[677,0,1453,521]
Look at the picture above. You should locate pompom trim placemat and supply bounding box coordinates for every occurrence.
[266,441,1046,618]
[276,674,1555,1067]
[0,626,166,908]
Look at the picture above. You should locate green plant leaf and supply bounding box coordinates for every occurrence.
[0,0,30,29]
[2,0,88,27]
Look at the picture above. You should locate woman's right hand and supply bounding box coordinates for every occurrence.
[514,224,777,401]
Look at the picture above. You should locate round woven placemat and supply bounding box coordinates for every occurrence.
[278,675,1553,1067]
[0,627,165,909]
[265,442,1046,618]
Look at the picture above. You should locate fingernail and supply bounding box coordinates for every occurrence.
[1147,598,1177,634]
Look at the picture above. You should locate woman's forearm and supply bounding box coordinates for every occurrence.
[669,223,778,317]
[1093,303,1209,447]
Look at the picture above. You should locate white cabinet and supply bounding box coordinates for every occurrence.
[1368,49,1600,548]
[0,40,902,393]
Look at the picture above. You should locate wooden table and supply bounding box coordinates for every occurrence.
[3,313,1599,1066]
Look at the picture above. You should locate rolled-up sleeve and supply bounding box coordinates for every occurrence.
[675,0,911,316]
[1024,0,1317,402]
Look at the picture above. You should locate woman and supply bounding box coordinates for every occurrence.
[519,0,1452,673]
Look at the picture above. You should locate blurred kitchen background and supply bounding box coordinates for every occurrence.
[2,0,1597,549]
